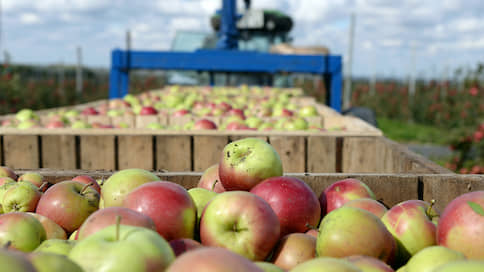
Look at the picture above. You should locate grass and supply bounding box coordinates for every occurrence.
[377,118,452,146]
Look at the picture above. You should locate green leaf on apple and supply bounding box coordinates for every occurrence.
[467,201,484,216]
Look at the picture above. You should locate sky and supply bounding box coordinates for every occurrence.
[1,0,484,78]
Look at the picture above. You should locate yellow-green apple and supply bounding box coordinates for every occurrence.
[34,239,76,256]
[437,191,484,259]
[343,198,388,218]
[346,255,395,272]
[434,260,484,271]
[219,138,283,191]
[0,177,15,186]
[29,252,83,272]
[317,206,396,264]
[320,178,376,214]
[291,257,362,272]
[27,213,67,240]
[197,164,226,193]
[404,246,465,272]
[69,230,78,240]
[245,117,263,129]
[123,181,196,241]
[2,181,42,213]
[193,119,217,130]
[17,173,44,189]
[101,169,159,207]
[381,200,438,266]
[0,248,37,272]
[271,233,316,270]
[71,175,101,194]
[188,188,217,227]
[69,224,175,271]
[166,247,263,272]
[282,117,309,130]
[250,176,320,236]
[169,238,203,256]
[299,105,319,117]
[77,207,157,240]
[200,191,280,261]
[16,109,38,122]
[36,180,100,233]
[71,120,91,129]
[0,166,17,180]
[0,212,46,252]
[255,262,285,272]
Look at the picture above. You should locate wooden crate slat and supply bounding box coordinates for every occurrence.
[156,136,191,171]
[229,135,268,142]
[41,135,76,169]
[135,116,160,129]
[193,135,228,172]
[3,135,39,169]
[342,137,382,173]
[117,135,153,170]
[111,115,135,128]
[87,115,112,126]
[307,136,337,173]
[80,135,115,170]
[270,136,306,173]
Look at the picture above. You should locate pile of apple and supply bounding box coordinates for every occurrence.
[0,86,344,132]
[0,138,483,272]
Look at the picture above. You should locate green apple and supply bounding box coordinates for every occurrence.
[258,122,274,131]
[64,110,80,118]
[69,230,78,241]
[71,120,91,129]
[2,181,42,213]
[434,260,484,272]
[17,120,37,129]
[17,172,44,189]
[183,121,194,130]
[146,122,165,130]
[101,168,160,207]
[188,188,217,224]
[0,166,17,180]
[0,248,37,272]
[0,212,46,252]
[255,262,285,272]
[16,109,38,122]
[299,105,319,117]
[283,117,309,130]
[107,109,123,117]
[0,182,16,213]
[245,117,263,128]
[34,239,76,256]
[69,224,175,271]
[405,246,466,272]
[291,257,362,272]
[30,252,83,272]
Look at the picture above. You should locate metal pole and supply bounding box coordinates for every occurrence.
[343,13,355,109]
[408,45,416,97]
[76,46,83,95]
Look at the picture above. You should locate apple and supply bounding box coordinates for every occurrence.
[34,239,76,256]
[0,248,37,272]
[77,207,157,240]
[169,238,203,256]
[343,198,388,218]
[291,257,362,272]
[437,191,484,259]
[305,228,319,238]
[258,122,274,131]
[1,181,42,213]
[36,180,100,233]
[166,247,263,272]
[29,252,83,272]
[69,224,175,271]
[71,175,101,194]
[226,121,250,130]
[0,212,46,252]
[200,191,280,261]
[433,260,484,271]
[228,108,246,120]
[271,233,316,270]
[27,213,67,240]
[346,255,394,272]
[250,176,321,236]
[0,182,16,213]
[197,164,226,193]
[64,110,80,118]
[193,119,218,130]
[245,117,263,128]
[255,262,285,272]
[45,120,64,128]
[0,167,17,180]
[317,206,396,264]
[146,122,165,129]
[299,105,319,117]
[173,109,190,117]
[16,109,38,122]
[403,246,465,272]
[69,230,78,241]
[139,106,158,115]
[17,173,43,189]
[81,107,99,115]
[123,181,197,241]
[282,117,309,130]
[320,178,376,214]
[187,188,217,225]
[0,177,15,186]
[382,200,438,266]
[219,138,283,191]
[101,168,160,208]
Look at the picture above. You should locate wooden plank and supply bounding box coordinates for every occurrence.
[156,136,191,171]
[307,136,337,172]
[342,137,382,173]
[270,136,306,173]
[87,115,112,126]
[193,135,228,172]
[111,115,135,128]
[229,135,268,142]
[41,135,76,169]
[117,135,153,170]
[80,135,115,170]
[3,135,39,169]
[422,174,484,212]
[135,116,159,129]
[169,116,193,128]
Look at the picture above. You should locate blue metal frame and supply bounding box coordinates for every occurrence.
[109,49,343,111]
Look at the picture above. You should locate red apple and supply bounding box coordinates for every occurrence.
[228,108,246,120]
[71,175,101,194]
[0,212,46,252]
[305,229,319,238]
[123,181,196,241]
[81,107,99,115]
[0,166,17,180]
[169,238,203,257]
[200,191,280,261]
[45,120,64,128]
[173,109,190,117]
[36,180,100,233]
[250,176,321,236]
[343,198,388,218]
[226,121,250,130]
[193,119,218,130]
[437,191,484,259]
[197,164,225,193]
[139,106,158,115]
[166,247,263,272]
[27,212,67,240]
[320,178,376,214]
[346,255,394,272]
[271,233,317,270]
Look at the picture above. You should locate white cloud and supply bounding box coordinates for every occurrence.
[19,13,42,24]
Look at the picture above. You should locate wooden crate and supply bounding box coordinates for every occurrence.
[0,128,451,174]
[18,169,484,213]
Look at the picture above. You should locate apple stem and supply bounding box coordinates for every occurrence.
[115,215,121,241]
[211,180,219,191]
[305,223,319,231]
[39,182,49,191]
[80,182,93,194]
[427,199,436,216]
[99,177,105,186]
